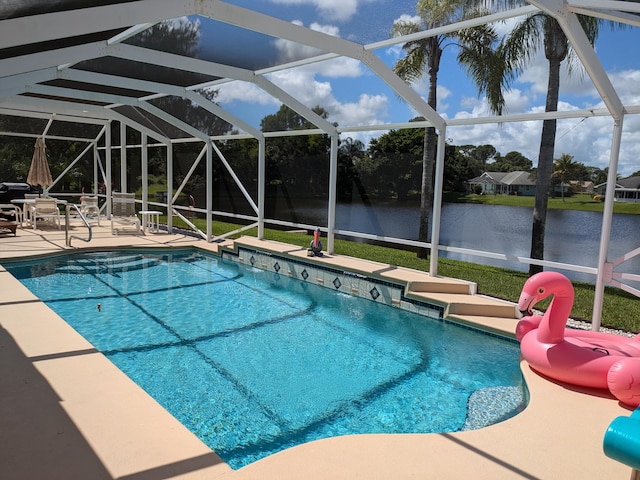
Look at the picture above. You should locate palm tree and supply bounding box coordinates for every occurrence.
[392,0,505,259]
[553,153,576,202]
[480,8,615,275]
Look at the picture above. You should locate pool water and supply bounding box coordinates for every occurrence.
[6,250,526,469]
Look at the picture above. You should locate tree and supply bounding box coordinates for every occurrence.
[392,0,504,259]
[480,6,618,275]
[337,137,367,202]
[491,151,533,172]
[261,105,332,200]
[586,166,608,186]
[366,127,424,200]
[457,144,498,173]
[553,153,576,201]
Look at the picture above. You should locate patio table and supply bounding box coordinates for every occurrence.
[138,210,162,233]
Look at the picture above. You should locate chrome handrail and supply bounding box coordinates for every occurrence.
[65,203,92,247]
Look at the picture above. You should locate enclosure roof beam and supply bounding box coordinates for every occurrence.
[2,96,111,122]
[184,91,263,139]
[0,107,107,126]
[23,85,182,141]
[110,44,333,134]
[3,93,173,144]
[25,84,137,108]
[0,42,109,79]
[0,68,60,100]
[0,0,199,50]
[568,0,640,13]
[59,69,262,138]
[59,69,188,98]
[529,0,624,119]
[254,77,337,134]
[107,44,256,83]
[198,0,445,131]
[570,6,640,26]
[137,102,209,142]
[102,109,172,145]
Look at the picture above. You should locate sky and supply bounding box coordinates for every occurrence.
[196,0,640,178]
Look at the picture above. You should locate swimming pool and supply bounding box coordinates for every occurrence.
[5,249,526,469]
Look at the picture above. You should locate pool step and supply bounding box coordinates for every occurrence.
[381,268,476,295]
[227,237,521,335]
[407,279,475,295]
[381,268,518,320]
[407,289,519,318]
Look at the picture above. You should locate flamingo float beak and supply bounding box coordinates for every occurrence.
[518,293,536,317]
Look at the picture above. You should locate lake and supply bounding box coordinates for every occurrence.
[269,200,640,283]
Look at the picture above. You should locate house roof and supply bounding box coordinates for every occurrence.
[618,175,640,189]
[469,171,535,186]
[594,175,640,190]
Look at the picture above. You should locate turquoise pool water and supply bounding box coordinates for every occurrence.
[5,250,526,469]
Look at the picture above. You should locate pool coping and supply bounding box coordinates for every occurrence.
[0,226,633,479]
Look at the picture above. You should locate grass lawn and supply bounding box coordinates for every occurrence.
[169,216,639,334]
[445,192,640,215]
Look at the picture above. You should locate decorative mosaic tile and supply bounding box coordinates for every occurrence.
[369,286,380,300]
[226,246,445,320]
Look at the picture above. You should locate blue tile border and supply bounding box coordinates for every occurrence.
[221,246,445,320]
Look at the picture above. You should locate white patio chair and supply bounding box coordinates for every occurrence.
[80,196,101,225]
[31,198,61,229]
[110,192,141,235]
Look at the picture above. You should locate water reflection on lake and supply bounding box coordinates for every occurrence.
[273,200,640,284]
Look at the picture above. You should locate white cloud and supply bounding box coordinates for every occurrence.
[215,81,279,106]
[274,21,364,78]
[273,20,341,63]
[268,0,361,21]
[447,93,640,177]
[333,93,389,126]
[266,69,389,127]
[393,14,421,26]
[310,56,363,78]
[609,70,640,105]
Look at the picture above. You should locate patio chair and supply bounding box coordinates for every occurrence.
[80,196,101,225]
[31,198,61,229]
[110,192,141,235]
[0,203,22,225]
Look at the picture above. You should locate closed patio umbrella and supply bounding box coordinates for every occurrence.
[27,137,52,190]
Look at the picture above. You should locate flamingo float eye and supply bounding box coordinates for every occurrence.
[538,287,545,295]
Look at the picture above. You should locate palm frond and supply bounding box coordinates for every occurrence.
[394,42,429,84]
[458,24,509,115]
[391,20,422,38]
[500,13,544,73]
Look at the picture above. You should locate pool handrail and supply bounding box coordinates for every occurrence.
[65,203,92,247]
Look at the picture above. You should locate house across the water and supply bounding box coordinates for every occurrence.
[595,176,640,203]
[467,171,536,196]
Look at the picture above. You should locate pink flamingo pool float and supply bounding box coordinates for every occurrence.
[517,271,640,407]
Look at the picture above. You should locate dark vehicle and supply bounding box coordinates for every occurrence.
[0,182,39,203]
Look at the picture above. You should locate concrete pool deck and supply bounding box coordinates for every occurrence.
[0,225,634,479]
